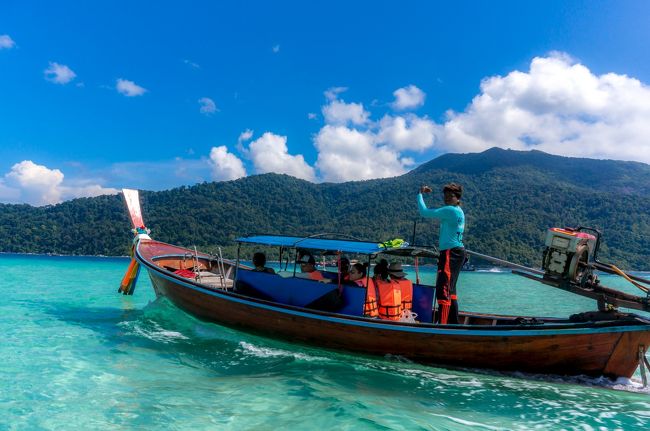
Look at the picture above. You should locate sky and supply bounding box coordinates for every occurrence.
[2,0,650,205]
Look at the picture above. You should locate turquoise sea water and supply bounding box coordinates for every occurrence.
[2,254,650,430]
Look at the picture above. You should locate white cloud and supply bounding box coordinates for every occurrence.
[116,78,147,97]
[236,129,254,154]
[247,132,316,181]
[44,62,76,84]
[5,161,65,205]
[308,112,317,120]
[238,129,253,143]
[392,85,425,110]
[208,146,247,181]
[376,114,436,151]
[434,54,650,162]
[62,184,119,200]
[0,161,117,206]
[183,59,200,69]
[272,44,280,53]
[0,34,15,49]
[322,99,370,126]
[324,87,348,101]
[314,125,408,182]
[312,89,432,181]
[198,97,217,115]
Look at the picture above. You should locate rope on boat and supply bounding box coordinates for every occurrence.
[607,264,649,294]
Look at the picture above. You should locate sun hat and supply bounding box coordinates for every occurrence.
[388,262,407,278]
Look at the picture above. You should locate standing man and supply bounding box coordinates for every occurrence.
[418,183,466,324]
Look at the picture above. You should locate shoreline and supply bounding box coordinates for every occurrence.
[0,251,131,260]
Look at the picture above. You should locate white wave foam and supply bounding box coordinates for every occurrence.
[118,320,189,343]
[476,267,506,273]
[428,413,506,430]
[237,341,324,362]
[492,369,650,394]
[384,354,415,364]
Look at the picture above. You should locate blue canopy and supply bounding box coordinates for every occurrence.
[236,235,438,258]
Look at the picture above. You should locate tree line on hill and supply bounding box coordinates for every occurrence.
[1,148,649,269]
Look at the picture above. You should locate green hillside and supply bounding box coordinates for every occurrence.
[1,148,649,269]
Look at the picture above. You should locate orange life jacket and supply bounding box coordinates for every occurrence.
[362,278,378,317]
[369,278,402,321]
[392,278,413,311]
[307,270,325,281]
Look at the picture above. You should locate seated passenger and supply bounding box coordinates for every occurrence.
[375,260,402,321]
[296,254,326,281]
[252,252,276,274]
[364,260,402,320]
[339,257,351,282]
[320,256,351,281]
[388,262,412,311]
[349,263,367,287]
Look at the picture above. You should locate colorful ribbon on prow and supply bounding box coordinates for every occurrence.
[119,244,141,295]
[118,189,151,295]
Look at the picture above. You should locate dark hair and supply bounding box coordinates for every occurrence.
[340,257,350,272]
[443,183,463,199]
[253,252,266,267]
[373,259,389,280]
[351,262,366,278]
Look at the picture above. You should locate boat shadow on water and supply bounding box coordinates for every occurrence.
[39,298,358,377]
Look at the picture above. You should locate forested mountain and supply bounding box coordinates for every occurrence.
[2,148,650,269]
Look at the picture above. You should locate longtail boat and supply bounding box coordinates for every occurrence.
[119,189,650,381]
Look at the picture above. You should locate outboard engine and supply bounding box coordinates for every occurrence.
[542,227,597,284]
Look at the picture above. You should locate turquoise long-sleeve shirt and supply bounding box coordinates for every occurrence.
[417,193,465,250]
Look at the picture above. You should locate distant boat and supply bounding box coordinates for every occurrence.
[118,189,650,381]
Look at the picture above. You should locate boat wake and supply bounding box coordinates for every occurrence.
[610,377,650,394]
[118,319,189,343]
[237,341,329,363]
[459,367,650,394]
[352,354,650,394]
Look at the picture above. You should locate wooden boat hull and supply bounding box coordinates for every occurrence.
[136,240,650,379]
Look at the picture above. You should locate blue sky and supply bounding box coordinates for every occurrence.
[2,1,650,205]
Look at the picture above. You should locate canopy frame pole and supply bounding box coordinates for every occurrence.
[337,251,342,295]
[234,243,241,284]
[365,255,372,291]
[292,248,298,278]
